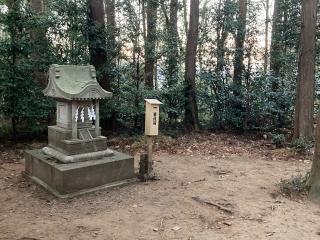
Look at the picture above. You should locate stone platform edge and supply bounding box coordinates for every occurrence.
[24,173,138,198]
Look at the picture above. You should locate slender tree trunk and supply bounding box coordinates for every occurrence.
[133,41,141,129]
[29,0,47,87]
[215,0,224,74]
[6,0,19,142]
[87,0,109,90]
[233,0,247,89]
[105,0,117,130]
[184,0,200,131]
[144,0,158,89]
[154,38,159,89]
[293,0,317,141]
[283,6,288,55]
[264,0,269,74]
[166,0,179,122]
[11,35,17,142]
[244,41,253,130]
[183,0,188,39]
[106,0,116,88]
[270,0,281,78]
[30,0,44,36]
[216,35,228,74]
[142,0,147,42]
[167,0,179,86]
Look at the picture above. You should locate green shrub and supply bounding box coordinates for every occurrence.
[279,173,310,198]
[291,138,313,154]
[271,133,286,148]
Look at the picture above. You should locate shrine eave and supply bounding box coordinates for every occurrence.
[43,64,113,101]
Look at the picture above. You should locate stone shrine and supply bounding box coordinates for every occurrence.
[25,65,135,198]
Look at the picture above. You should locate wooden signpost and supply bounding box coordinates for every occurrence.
[139,99,162,180]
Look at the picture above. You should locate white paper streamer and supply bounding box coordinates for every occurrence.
[91,105,96,120]
[75,107,79,122]
[87,107,92,120]
[80,108,85,123]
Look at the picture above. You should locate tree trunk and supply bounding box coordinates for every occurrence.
[144,0,158,89]
[233,0,247,89]
[105,0,117,89]
[309,115,320,201]
[183,0,188,39]
[167,0,179,86]
[283,6,288,55]
[105,0,117,131]
[30,0,45,37]
[87,0,109,90]
[29,0,47,87]
[270,0,281,77]
[263,0,269,74]
[215,0,229,75]
[142,0,147,42]
[184,0,200,131]
[293,0,317,141]
[166,0,179,122]
[6,0,19,142]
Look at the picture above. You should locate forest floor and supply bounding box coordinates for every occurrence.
[1,133,320,240]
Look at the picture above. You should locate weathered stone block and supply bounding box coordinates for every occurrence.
[48,126,105,155]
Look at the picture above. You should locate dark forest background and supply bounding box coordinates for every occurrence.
[0,0,319,142]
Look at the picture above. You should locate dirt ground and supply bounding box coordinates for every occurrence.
[1,133,320,240]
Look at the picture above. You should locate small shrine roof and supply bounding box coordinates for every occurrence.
[145,99,163,105]
[43,64,112,100]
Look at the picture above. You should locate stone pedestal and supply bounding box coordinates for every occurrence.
[25,149,136,198]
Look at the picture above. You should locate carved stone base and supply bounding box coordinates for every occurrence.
[25,149,136,198]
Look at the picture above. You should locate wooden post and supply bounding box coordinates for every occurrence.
[146,135,153,171]
[95,100,100,137]
[138,136,155,181]
[71,101,78,139]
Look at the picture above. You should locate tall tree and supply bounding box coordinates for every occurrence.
[183,0,188,39]
[309,115,320,201]
[215,0,235,74]
[263,0,269,74]
[4,0,20,141]
[184,0,200,131]
[161,0,180,122]
[30,0,48,87]
[105,0,117,88]
[167,0,179,86]
[293,0,317,141]
[215,0,226,74]
[87,0,109,90]
[144,0,158,89]
[1,0,51,141]
[269,0,281,77]
[233,0,247,89]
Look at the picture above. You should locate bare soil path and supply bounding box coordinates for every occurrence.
[0,133,319,240]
